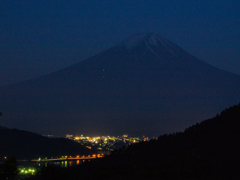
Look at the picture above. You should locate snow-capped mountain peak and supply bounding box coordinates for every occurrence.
[118,33,172,48]
[117,33,177,58]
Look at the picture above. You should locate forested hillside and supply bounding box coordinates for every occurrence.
[0,128,91,159]
[48,103,240,180]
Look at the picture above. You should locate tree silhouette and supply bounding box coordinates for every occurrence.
[0,156,19,180]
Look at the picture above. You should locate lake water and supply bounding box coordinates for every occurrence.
[18,159,93,169]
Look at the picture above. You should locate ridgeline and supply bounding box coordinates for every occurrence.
[0,128,91,160]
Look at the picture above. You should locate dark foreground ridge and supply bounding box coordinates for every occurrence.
[0,128,90,159]
[23,102,240,180]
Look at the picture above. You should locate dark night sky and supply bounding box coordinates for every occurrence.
[1,0,240,86]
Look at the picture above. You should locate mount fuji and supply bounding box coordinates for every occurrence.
[1,33,240,137]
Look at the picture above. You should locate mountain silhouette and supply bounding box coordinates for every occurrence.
[0,126,90,159]
[1,33,240,136]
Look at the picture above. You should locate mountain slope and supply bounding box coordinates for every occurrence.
[0,33,240,136]
[0,127,90,159]
[70,103,240,179]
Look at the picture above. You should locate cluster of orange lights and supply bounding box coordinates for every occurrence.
[67,154,104,159]
[4,154,106,162]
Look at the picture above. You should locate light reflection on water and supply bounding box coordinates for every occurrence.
[19,160,88,168]
[53,160,81,167]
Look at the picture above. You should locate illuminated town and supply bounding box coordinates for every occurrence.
[64,134,150,152]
